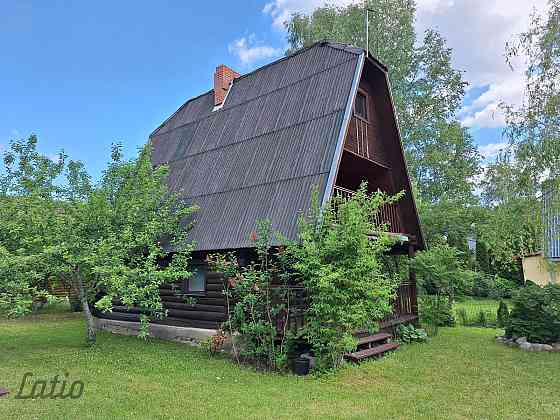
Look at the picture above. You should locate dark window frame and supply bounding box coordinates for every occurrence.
[183,264,207,295]
[354,89,369,122]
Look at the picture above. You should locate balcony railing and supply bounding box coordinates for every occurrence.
[346,116,370,159]
[333,185,402,233]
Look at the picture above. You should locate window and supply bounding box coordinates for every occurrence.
[184,266,206,294]
[354,91,368,120]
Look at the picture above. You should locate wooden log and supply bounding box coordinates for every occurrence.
[96,312,220,329]
[166,309,227,322]
[205,283,224,292]
[163,302,225,313]
[160,296,226,307]
[111,306,226,322]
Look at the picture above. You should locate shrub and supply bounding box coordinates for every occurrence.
[201,330,228,355]
[397,323,428,343]
[472,274,518,299]
[476,310,488,327]
[471,273,494,297]
[413,243,475,299]
[505,284,560,344]
[289,184,402,370]
[208,220,293,371]
[492,276,517,299]
[456,307,468,326]
[497,300,509,328]
[419,295,455,335]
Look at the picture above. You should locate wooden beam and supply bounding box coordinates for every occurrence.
[408,243,419,318]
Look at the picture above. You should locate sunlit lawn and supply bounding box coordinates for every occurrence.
[1,308,559,419]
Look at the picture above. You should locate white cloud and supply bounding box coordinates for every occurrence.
[228,35,282,66]
[416,0,548,129]
[262,0,548,129]
[478,141,508,160]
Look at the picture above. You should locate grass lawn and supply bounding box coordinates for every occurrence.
[1,311,559,420]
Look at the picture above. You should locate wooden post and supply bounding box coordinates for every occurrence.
[408,243,419,320]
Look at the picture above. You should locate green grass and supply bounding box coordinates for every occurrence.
[1,312,559,420]
[453,298,510,326]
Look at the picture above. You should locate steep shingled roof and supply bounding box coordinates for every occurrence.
[150,42,363,251]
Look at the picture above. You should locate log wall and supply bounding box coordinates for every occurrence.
[95,270,227,330]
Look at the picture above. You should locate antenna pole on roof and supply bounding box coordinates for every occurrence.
[365,1,369,54]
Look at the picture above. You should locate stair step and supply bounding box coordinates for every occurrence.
[345,342,400,362]
[356,332,391,346]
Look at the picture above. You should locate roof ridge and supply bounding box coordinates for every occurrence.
[219,40,360,85]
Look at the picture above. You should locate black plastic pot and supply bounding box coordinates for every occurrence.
[293,357,310,376]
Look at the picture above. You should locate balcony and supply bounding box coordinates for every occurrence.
[333,185,403,233]
[344,115,389,167]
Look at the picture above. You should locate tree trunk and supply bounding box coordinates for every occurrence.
[75,272,96,344]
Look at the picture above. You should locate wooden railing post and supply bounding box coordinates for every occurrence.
[408,244,418,318]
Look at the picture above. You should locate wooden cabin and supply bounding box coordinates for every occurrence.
[95,42,425,344]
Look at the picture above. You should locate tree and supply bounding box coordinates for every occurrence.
[503,0,560,195]
[0,135,67,317]
[49,144,196,343]
[478,1,560,279]
[0,135,196,343]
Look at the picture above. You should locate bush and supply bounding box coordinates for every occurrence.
[289,184,402,370]
[208,220,293,371]
[497,300,509,328]
[456,307,468,326]
[505,284,560,344]
[413,244,475,299]
[397,323,428,343]
[472,274,517,299]
[492,276,517,299]
[419,295,455,334]
[475,310,488,327]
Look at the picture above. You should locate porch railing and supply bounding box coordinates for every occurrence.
[333,185,403,233]
[379,282,417,328]
[274,282,418,335]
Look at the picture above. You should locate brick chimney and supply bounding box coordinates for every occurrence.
[214,64,239,106]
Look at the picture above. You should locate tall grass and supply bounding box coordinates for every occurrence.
[453,299,509,327]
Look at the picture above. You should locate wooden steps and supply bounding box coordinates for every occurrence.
[356,332,391,346]
[345,331,399,362]
[345,342,399,362]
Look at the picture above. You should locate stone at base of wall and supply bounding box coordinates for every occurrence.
[94,317,217,346]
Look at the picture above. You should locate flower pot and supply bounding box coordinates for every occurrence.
[293,357,310,376]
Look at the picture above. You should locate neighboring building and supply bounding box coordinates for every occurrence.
[521,252,559,287]
[520,189,560,286]
[95,42,425,352]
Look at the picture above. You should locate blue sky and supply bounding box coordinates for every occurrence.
[1,1,547,179]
